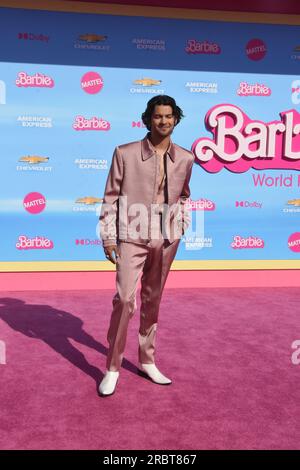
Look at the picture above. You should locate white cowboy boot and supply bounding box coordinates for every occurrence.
[138,363,172,385]
[99,371,119,396]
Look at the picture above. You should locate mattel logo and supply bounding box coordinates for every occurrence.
[246,38,267,61]
[23,192,46,214]
[186,198,215,211]
[185,39,221,54]
[231,235,264,249]
[81,71,103,94]
[235,201,262,209]
[132,121,146,128]
[18,32,49,42]
[288,232,300,252]
[16,235,53,250]
[16,72,54,88]
[75,239,102,246]
[73,116,110,131]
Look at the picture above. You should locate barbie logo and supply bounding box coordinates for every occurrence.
[192,104,300,173]
[288,232,300,252]
[246,39,267,61]
[186,198,215,211]
[73,116,111,131]
[231,236,264,249]
[16,72,54,87]
[185,39,221,54]
[237,82,271,96]
[16,235,54,250]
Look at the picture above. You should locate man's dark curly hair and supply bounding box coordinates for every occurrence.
[141,95,184,131]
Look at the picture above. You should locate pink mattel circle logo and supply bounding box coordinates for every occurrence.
[81,71,103,94]
[23,192,46,214]
[246,39,267,61]
[288,232,300,252]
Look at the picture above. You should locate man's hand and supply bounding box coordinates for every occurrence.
[104,245,119,264]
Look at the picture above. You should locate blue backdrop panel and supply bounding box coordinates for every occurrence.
[1,6,300,266]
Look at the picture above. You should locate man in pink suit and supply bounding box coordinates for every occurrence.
[99,95,194,396]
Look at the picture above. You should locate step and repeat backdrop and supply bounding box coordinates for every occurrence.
[1,4,300,270]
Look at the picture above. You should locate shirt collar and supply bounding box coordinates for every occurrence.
[141,133,176,162]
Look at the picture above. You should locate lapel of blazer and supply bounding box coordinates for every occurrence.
[141,134,178,202]
[141,134,176,162]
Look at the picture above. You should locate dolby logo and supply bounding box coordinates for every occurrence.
[132,121,146,128]
[75,239,102,246]
[235,200,262,209]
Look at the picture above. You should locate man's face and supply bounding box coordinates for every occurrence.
[150,105,177,137]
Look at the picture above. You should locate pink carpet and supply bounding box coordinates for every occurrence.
[0,287,299,450]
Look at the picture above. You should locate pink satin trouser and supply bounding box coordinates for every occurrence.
[106,237,180,371]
